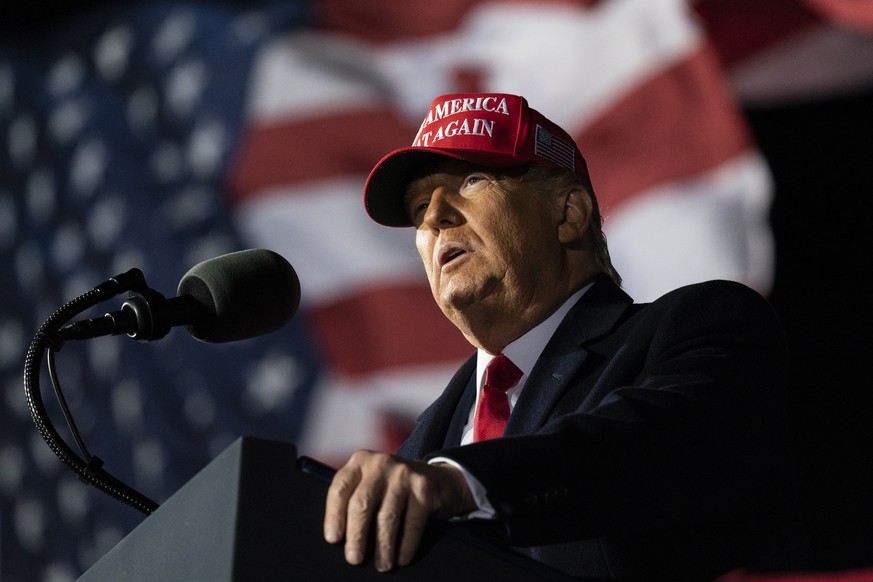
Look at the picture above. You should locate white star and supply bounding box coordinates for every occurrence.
[95,25,134,82]
[110,378,145,434]
[152,10,196,63]
[48,97,91,145]
[25,168,56,224]
[14,499,45,552]
[165,58,208,118]
[69,138,107,198]
[243,352,300,413]
[187,118,226,178]
[87,194,127,252]
[51,220,87,271]
[46,52,85,97]
[8,113,37,168]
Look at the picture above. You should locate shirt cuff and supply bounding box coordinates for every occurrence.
[428,456,496,520]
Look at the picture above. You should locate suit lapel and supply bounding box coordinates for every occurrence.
[400,276,634,455]
[506,276,633,436]
[397,355,477,458]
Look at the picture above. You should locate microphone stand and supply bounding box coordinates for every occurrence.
[23,268,160,516]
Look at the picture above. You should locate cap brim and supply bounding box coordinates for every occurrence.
[363,147,527,227]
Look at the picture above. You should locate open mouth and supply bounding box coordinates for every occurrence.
[439,245,467,267]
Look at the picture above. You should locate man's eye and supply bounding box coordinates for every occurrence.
[464,175,483,187]
[409,200,429,220]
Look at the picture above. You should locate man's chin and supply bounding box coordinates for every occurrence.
[437,286,477,316]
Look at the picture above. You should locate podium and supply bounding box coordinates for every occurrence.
[77,437,580,581]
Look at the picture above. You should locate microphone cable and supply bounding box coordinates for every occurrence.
[23,249,299,515]
[24,268,160,516]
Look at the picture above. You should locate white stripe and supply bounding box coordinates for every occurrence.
[457,0,703,129]
[606,151,775,302]
[233,1,777,465]
[235,178,424,305]
[245,31,385,119]
[238,0,767,307]
[244,0,704,132]
[295,363,462,460]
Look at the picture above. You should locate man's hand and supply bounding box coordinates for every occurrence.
[323,450,476,572]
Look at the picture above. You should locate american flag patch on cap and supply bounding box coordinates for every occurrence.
[534,125,575,171]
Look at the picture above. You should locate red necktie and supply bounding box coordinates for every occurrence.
[473,354,523,442]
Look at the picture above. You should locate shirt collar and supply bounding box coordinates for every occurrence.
[476,282,592,379]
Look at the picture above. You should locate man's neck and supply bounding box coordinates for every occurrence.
[454,287,588,354]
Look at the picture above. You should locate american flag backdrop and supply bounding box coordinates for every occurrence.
[2,1,873,580]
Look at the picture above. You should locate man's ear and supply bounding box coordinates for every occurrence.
[557,187,592,245]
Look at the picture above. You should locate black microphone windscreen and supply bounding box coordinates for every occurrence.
[176,249,301,343]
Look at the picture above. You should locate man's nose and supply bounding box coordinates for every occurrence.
[423,188,461,230]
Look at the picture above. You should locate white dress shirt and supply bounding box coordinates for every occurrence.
[431,284,591,518]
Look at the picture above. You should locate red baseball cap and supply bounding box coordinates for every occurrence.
[363,93,592,227]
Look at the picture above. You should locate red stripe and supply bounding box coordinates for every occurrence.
[692,0,818,67]
[316,0,597,43]
[316,0,481,43]
[378,410,419,454]
[229,107,412,203]
[576,45,753,212]
[231,48,751,210]
[715,566,873,582]
[307,282,472,377]
[802,0,873,31]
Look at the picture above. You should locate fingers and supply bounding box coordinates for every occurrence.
[374,483,407,571]
[324,451,475,571]
[397,496,430,567]
[345,470,384,566]
[372,467,437,570]
[323,460,357,545]
[324,451,380,565]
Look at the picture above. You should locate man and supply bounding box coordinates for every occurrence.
[323,93,804,581]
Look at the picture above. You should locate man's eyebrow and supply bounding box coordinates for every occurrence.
[403,184,420,203]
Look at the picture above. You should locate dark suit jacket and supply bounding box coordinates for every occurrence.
[397,276,806,581]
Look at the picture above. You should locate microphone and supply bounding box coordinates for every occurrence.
[59,249,301,343]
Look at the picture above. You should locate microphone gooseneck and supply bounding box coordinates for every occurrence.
[24,249,300,516]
